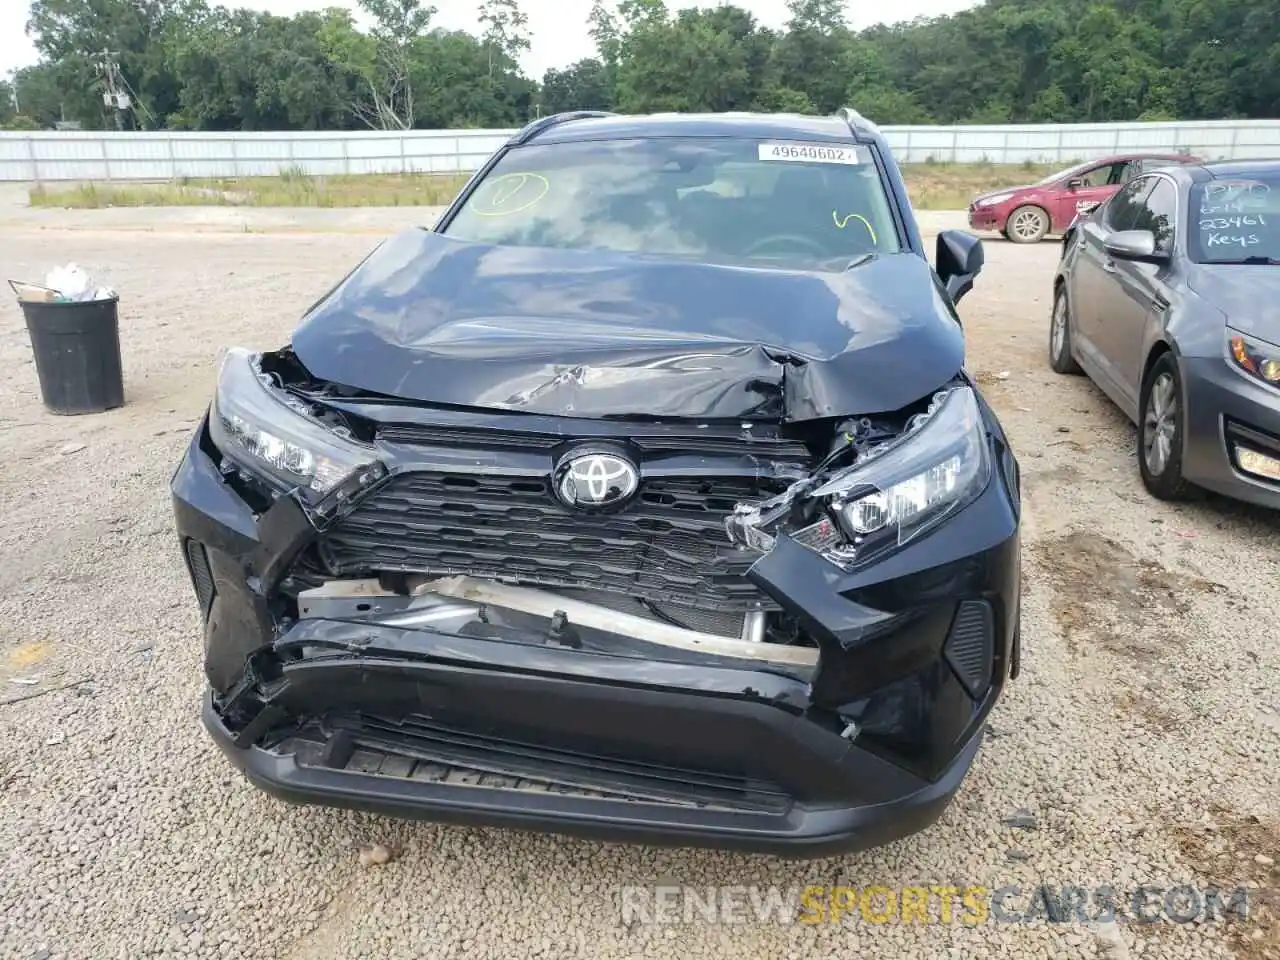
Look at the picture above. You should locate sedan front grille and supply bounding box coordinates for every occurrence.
[320,471,783,612]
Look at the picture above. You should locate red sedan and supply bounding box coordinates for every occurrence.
[967,153,1201,243]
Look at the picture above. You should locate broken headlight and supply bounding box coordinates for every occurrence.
[208,347,382,504]
[808,385,991,568]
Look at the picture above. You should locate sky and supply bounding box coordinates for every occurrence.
[1,0,979,80]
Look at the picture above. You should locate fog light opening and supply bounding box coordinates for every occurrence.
[1234,443,1280,482]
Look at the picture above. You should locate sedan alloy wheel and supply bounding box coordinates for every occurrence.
[1007,205,1049,244]
[1137,354,1196,501]
[1143,372,1177,476]
[1049,288,1082,375]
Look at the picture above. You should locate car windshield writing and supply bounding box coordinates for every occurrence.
[442,137,902,270]
[1192,176,1280,263]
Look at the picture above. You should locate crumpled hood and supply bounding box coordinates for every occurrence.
[1186,264,1280,345]
[290,229,966,421]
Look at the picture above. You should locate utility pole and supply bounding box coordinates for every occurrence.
[96,50,132,130]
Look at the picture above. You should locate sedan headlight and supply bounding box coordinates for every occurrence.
[976,193,1015,207]
[1227,328,1280,388]
[208,347,384,509]
[795,386,992,569]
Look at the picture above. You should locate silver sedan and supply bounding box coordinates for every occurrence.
[1049,158,1280,509]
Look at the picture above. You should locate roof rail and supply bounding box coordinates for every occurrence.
[836,106,879,138]
[510,111,617,145]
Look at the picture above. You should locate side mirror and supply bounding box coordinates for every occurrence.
[936,229,985,303]
[1067,177,1085,190]
[1104,229,1166,263]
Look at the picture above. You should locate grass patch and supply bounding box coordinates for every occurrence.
[905,159,1057,209]
[28,171,473,210]
[28,161,1062,211]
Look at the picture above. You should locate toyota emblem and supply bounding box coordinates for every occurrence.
[554,451,639,509]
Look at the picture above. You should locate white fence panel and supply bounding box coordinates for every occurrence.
[1,121,1278,182]
[879,120,1280,164]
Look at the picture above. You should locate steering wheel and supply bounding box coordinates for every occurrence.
[744,233,830,258]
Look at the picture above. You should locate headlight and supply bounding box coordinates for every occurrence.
[796,386,992,569]
[977,193,1015,207]
[208,347,384,509]
[1227,328,1280,388]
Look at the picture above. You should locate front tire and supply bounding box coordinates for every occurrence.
[1007,205,1049,244]
[1049,287,1083,375]
[1138,353,1197,501]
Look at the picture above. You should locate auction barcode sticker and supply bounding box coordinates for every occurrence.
[758,141,865,165]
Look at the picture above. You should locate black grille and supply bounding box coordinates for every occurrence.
[321,471,781,611]
[276,714,790,813]
[375,422,812,462]
[378,423,560,450]
[944,599,994,699]
[184,539,216,621]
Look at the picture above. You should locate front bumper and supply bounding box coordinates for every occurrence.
[173,406,1022,857]
[967,206,1004,232]
[203,666,984,858]
[1181,357,1280,510]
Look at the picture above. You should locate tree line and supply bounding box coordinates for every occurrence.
[1,0,1277,132]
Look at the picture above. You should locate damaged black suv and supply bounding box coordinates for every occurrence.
[172,109,1022,858]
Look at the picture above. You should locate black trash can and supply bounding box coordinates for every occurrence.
[20,295,125,415]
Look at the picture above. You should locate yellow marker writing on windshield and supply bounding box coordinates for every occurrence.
[473,172,550,216]
[832,211,876,244]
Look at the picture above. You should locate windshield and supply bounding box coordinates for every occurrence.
[1192,174,1280,263]
[441,136,902,270]
[1036,160,1093,186]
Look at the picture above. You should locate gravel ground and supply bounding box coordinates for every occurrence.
[0,212,1277,960]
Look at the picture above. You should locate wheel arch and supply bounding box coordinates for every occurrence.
[1136,340,1198,500]
[1060,226,1076,258]
[1141,337,1195,432]
[1141,338,1178,389]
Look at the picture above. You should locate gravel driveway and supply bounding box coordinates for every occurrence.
[0,212,1277,960]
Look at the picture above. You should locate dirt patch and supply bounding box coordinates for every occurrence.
[1174,806,1280,959]
[0,640,56,686]
[1114,688,1185,732]
[1030,530,1225,661]
[1046,437,1088,454]
[1023,463,1085,491]
[4,641,52,670]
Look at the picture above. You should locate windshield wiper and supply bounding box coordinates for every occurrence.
[844,252,876,271]
[1213,256,1280,265]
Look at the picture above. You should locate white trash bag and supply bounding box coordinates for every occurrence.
[43,263,116,302]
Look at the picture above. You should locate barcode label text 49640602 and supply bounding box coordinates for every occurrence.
[758,142,864,165]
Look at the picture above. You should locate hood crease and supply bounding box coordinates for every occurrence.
[290,229,966,421]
